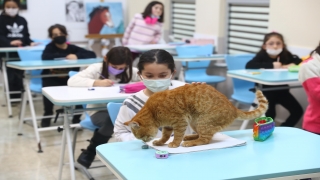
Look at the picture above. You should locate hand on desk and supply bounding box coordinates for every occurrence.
[191,82,206,85]
[273,62,282,69]
[30,42,41,46]
[93,79,114,87]
[66,54,78,60]
[10,40,22,46]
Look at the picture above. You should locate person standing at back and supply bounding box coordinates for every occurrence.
[122,1,164,59]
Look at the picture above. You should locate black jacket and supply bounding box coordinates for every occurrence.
[0,12,33,58]
[246,50,302,69]
[41,42,97,75]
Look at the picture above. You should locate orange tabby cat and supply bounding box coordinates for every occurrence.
[124,83,268,148]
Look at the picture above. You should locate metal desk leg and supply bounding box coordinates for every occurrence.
[25,82,42,152]
[63,106,76,180]
[17,89,27,135]
[58,120,67,180]
[2,54,12,117]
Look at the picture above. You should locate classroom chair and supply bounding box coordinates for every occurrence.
[225,54,256,130]
[17,48,44,93]
[32,39,51,46]
[107,102,122,124]
[176,45,226,86]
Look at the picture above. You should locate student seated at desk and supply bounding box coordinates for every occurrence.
[122,1,164,59]
[67,46,140,168]
[0,0,38,99]
[299,42,320,135]
[114,49,195,142]
[41,24,96,127]
[246,32,303,127]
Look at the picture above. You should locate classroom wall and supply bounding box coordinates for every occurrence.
[269,0,320,54]
[195,0,226,53]
[14,0,127,42]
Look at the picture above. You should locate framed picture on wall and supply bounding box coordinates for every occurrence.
[0,0,27,10]
[86,2,124,35]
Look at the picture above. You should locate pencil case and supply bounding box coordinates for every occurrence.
[253,117,275,141]
[120,82,146,93]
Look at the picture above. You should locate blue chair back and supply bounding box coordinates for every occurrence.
[17,48,44,92]
[68,71,78,77]
[32,39,51,46]
[107,102,122,125]
[176,44,215,68]
[225,54,255,96]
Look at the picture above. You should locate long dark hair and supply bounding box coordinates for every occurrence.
[138,49,175,73]
[141,1,164,23]
[310,41,320,56]
[3,0,20,8]
[258,32,293,64]
[101,47,133,83]
[48,24,68,38]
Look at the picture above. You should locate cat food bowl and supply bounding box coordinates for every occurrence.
[155,151,169,159]
[253,117,275,141]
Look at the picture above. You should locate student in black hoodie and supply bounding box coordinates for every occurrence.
[41,24,96,127]
[246,32,303,127]
[0,0,37,99]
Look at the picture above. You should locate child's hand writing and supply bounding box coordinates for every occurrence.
[10,40,22,46]
[93,79,114,87]
[273,62,282,69]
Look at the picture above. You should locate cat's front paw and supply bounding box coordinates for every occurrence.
[168,142,179,148]
[181,141,194,147]
[152,140,164,146]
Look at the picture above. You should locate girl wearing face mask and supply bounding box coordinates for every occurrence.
[114,49,194,143]
[122,1,164,59]
[0,0,37,99]
[246,32,303,127]
[40,24,96,128]
[67,46,140,168]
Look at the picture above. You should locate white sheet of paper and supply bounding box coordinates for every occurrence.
[146,133,246,154]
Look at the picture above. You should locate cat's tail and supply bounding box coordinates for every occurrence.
[235,90,268,120]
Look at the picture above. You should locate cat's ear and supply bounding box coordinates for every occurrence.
[126,121,140,129]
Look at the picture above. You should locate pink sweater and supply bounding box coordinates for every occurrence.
[122,13,162,45]
[298,52,320,134]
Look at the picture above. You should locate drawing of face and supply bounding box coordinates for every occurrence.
[67,1,80,13]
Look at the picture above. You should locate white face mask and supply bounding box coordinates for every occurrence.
[141,75,172,93]
[5,8,19,17]
[266,48,282,56]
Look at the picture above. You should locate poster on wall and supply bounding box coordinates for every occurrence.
[0,0,27,9]
[85,2,124,35]
[65,0,85,22]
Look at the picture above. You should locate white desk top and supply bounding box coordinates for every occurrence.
[173,54,225,62]
[6,58,103,70]
[125,44,176,52]
[42,80,186,106]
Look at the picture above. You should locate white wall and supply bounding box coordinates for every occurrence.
[15,0,127,42]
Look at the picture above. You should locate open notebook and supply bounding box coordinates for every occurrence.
[146,133,246,154]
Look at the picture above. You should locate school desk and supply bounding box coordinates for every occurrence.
[6,58,103,153]
[0,45,88,117]
[125,44,177,52]
[96,127,320,180]
[227,69,301,130]
[42,80,186,180]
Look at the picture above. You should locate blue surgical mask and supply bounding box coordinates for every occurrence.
[141,75,172,93]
